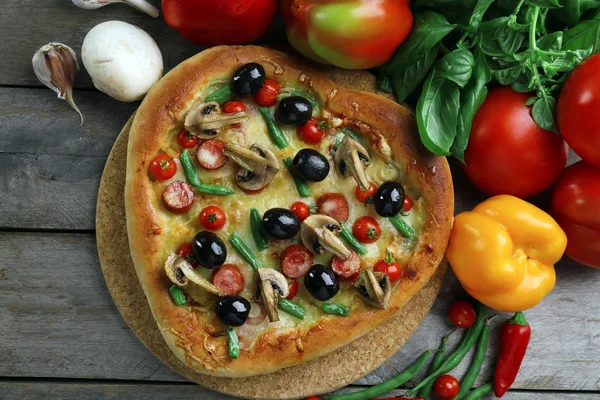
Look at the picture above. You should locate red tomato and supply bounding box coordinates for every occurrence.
[352,216,381,244]
[373,258,402,283]
[177,129,199,148]
[287,278,299,300]
[355,182,378,203]
[434,375,460,400]
[150,154,177,181]
[403,195,413,212]
[448,301,476,329]
[550,161,600,268]
[290,201,311,222]
[200,205,227,230]
[253,79,280,107]
[297,118,326,144]
[305,397,322,400]
[463,87,568,198]
[222,101,246,114]
[176,242,198,267]
[557,53,600,167]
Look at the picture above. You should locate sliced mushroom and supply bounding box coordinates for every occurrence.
[256,268,289,323]
[301,215,352,260]
[184,101,247,139]
[164,253,222,296]
[334,136,371,191]
[353,268,391,309]
[223,142,280,191]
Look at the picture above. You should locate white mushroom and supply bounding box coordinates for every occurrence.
[164,253,222,296]
[353,269,391,309]
[256,269,289,323]
[184,102,247,139]
[223,143,280,191]
[71,0,160,18]
[301,215,351,260]
[335,136,371,191]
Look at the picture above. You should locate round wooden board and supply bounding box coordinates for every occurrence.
[96,69,446,400]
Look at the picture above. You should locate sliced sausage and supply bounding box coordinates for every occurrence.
[212,264,245,295]
[162,181,194,214]
[317,192,350,222]
[281,245,314,278]
[196,139,227,170]
[331,250,361,279]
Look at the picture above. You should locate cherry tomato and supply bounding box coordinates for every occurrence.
[176,242,198,267]
[297,117,326,145]
[199,205,227,231]
[290,201,311,222]
[448,301,476,329]
[177,129,199,148]
[373,251,402,282]
[222,100,246,114]
[355,182,378,203]
[557,53,600,167]
[287,278,299,300]
[253,79,280,107]
[433,375,460,400]
[463,87,568,198]
[352,216,381,244]
[403,195,413,212]
[305,397,322,400]
[150,154,177,181]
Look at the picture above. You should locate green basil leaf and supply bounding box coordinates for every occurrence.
[532,96,559,133]
[377,75,394,93]
[552,0,582,27]
[417,70,461,156]
[512,72,535,92]
[528,0,563,7]
[563,20,600,54]
[470,0,496,30]
[391,45,440,103]
[480,17,511,38]
[499,28,526,54]
[525,96,538,106]
[481,34,510,57]
[493,64,522,85]
[537,31,563,51]
[437,48,475,88]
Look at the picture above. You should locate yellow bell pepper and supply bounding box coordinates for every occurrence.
[447,195,567,312]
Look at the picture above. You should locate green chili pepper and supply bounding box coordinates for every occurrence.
[418,331,453,398]
[205,85,234,104]
[339,222,368,256]
[389,215,415,240]
[278,299,305,320]
[463,383,493,400]
[322,349,434,400]
[258,107,289,149]
[229,233,263,271]
[169,285,187,306]
[322,303,349,317]
[283,157,311,198]
[226,327,240,359]
[340,127,370,154]
[196,184,234,196]
[250,208,269,251]
[179,150,203,187]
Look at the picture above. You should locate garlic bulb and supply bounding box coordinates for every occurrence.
[82,21,164,102]
[32,43,83,124]
[71,0,159,18]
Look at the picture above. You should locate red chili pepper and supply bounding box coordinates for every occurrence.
[494,311,531,397]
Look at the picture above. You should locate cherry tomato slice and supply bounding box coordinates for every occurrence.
[200,205,227,231]
[297,117,325,145]
[222,101,246,114]
[448,301,476,329]
[287,278,299,300]
[403,195,413,212]
[352,216,381,244]
[177,129,199,148]
[253,79,280,107]
[355,182,378,203]
[176,242,198,267]
[150,154,177,181]
[290,201,311,222]
[434,374,460,400]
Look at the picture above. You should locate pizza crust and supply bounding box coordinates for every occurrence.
[125,46,454,377]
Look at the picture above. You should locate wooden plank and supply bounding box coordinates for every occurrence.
[0,232,599,391]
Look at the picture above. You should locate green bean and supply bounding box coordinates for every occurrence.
[226,327,240,359]
[278,299,305,320]
[258,107,289,149]
[196,184,234,196]
[322,349,435,400]
[283,157,311,198]
[418,331,453,398]
[339,222,368,256]
[179,150,203,187]
[169,285,187,306]
[455,316,496,400]
[407,302,488,396]
[463,383,493,400]
[322,303,349,317]
[205,85,234,104]
[229,233,263,271]
[250,208,269,251]
[389,215,416,240]
[340,127,370,154]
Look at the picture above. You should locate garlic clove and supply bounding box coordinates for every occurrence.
[32,43,83,124]
[71,0,160,18]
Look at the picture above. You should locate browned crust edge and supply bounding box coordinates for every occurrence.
[125,46,454,378]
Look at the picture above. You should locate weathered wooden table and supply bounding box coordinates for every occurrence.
[1,1,599,399]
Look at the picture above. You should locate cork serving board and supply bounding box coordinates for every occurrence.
[96,68,447,400]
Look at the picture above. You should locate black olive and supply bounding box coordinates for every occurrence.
[192,231,227,269]
[305,264,340,301]
[231,63,266,96]
[215,295,251,327]
[374,181,406,217]
[278,96,313,127]
[292,149,330,182]
[261,208,300,240]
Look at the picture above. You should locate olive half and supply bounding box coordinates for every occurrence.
[215,295,251,327]
[278,96,313,127]
[374,181,406,217]
[305,264,340,301]
[231,63,265,97]
[261,208,301,240]
[192,231,227,269]
[292,149,330,182]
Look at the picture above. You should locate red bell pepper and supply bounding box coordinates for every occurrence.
[494,312,531,397]
[162,0,277,47]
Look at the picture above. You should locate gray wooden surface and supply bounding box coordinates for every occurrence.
[1,0,599,399]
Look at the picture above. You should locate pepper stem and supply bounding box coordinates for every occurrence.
[509,311,528,326]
